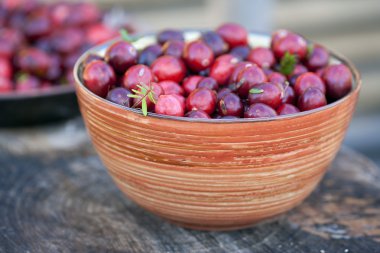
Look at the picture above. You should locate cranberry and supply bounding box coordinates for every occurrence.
[217,87,232,101]
[45,54,62,81]
[65,3,101,27]
[298,87,327,111]
[230,45,251,61]
[218,92,243,117]
[106,87,132,107]
[244,103,277,118]
[16,74,41,92]
[288,64,309,85]
[277,103,300,115]
[132,82,163,111]
[138,44,162,66]
[197,77,218,90]
[209,54,239,85]
[24,15,52,40]
[268,72,287,86]
[248,82,282,109]
[155,94,185,117]
[51,28,84,54]
[105,41,137,74]
[158,80,184,95]
[83,60,116,98]
[0,38,15,59]
[235,65,267,98]
[0,58,12,79]
[315,67,326,78]
[294,72,326,96]
[247,47,275,68]
[271,29,291,49]
[216,23,248,48]
[162,40,184,58]
[182,75,203,96]
[86,24,118,45]
[282,86,296,104]
[183,41,214,72]
[185,110,211,119]
[151,55,186,83]
[201,31,228,56]
[306,44,329,70]
[322,64,352,100]
[272,32,308,60]
[122,64,155,90]
[0,77,13,92]
[157,29,184,45]
[17,48,50,77]
[229,61,253,84]
[83,54,103,67]
[186,88,217,115]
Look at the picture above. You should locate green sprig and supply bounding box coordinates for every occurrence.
[249,88,264,94]
[120,29,134,42]
[279,52,297,76]
[128,83,157,116]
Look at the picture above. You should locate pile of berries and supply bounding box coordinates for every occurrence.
[0,0,131,93]
[82,23,353,119]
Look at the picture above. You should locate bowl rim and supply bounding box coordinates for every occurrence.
[73,30,361,124]
[0,84,75,100]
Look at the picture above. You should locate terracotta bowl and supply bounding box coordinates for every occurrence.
[74,31,361,231]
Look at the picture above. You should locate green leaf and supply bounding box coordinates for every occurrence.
[307,44,314,58]
[136,84,147,94]
[280,52,297,76]
[127,94,140,98]
[249,88,264,94]
[120,29,133,42]
[141,98,148,116]
[148,92,157,104]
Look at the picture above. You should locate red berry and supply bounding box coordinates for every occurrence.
[322,64,352,100]
[294,72,326,96]
[244,103,277,118]
[277,103,300,115]
[186,88,217,115]
[151,55,186,83]
[288,64,309,85]
[122,64,155,90]
[158,80,184,95]
[247,47,275,68]
[106,87,132,107]
[218,92,243,117]
[83,60,116,98]
[268,72,287,86]
[132,82,163,111]
[83,54,103,67]
[271,29,291,49]
[155,94,185,117]
[16,74,41,92]
[51,28,84,54]
[183,41,214,72]
[229,61,253,84]
[216,23,248,48]
[157,29,184,45]
[217,87,232,101]
[201,31,228,56]
[16,48,50,77]
[162,40,185,58]
[230,45,251,61]
[0,77,13,93]
[0,58,12,79]
[282,86,296,104]
[185,110,211,119]
[298,87,327,111]
[24,15,52,40]
[248,82,282,109]
[306,44,329,70]
[86,24,118,45]
[209,54,239,85]
[182,75,203,96]
[235,65,267,98]
[197,77,218,90]
[138,44,162,66]
[272,32,308,60]
[105,41,138,74]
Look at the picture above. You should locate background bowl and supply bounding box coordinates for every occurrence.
[0,85,79,127]
[74,31,361,231]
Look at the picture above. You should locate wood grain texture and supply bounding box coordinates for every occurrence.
[0,146,379,253]
[74,32,361,230]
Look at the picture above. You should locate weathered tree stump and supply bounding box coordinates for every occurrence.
[0,120,379,253]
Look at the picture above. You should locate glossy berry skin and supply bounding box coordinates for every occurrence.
[229,61,253,84]
[155,94,185,117]
[244,103,277,118]
[16,74,41,92]
[122,64,155,91]
[268,72,287,86]
[17,48,50,77]
[0,77,13,93]
[209,54,239,85]
[158,80,184,95]
[105,41,138,74]
[182,75,203,96]
[157,29,184,44]
[298,87,327,111]
[24,15,52,40]
[272,32,308,60]
[201,31,228,56]
[138,44,162,66]
[218,92,243,117]
[294,72,326,96]
[151,55,186,83]
[216,23,248,48]
[186,88,217,115]
[162,40,184,58]
[197,77,218,90]
[230,45,251,61]
[306,44,329,70]
[51,28,84,54]
[288,64,309,85]
[217,87,232,101]
[183,41,214,72]
[0,58,12,78]
[277,103,300,115]
[86,24,118,45]
[248,82,282,109]
[271,29,291,49]
[185,110,211,119]
[83,54,103,67]
[235,65,267,98]
[132,82,163,111]
[106,87,132,107]
[247,47,275,68]
[322,64,352,100]
[83,60,116,98]
[282,86,296,104]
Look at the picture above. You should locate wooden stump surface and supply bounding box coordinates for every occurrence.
[0,118,380,253]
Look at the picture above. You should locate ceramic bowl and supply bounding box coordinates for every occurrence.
[74,31,361,231]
